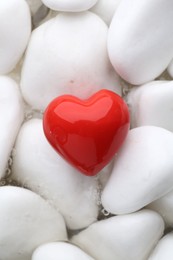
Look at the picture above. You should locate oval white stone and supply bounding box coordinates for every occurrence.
[148,190,173,227]
[0,186,67,260]
[32,242,94,260]
[0,76,24,179]
[149,232,173,260]
[41,0,98,12]
[21,12,121,110]
[108,0,173,85]
[127,81,173,132]
[71,209,164,260]
[0,0,31,74]
[91,0,121,25]
[102,126,173,214]
[12,119,99,230]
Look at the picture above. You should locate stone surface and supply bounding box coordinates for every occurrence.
[12,119,99,230]
[32,242,94,260]
[72,210,164,260]
[108,0,173,85]
[101,126,173,215]
[127,81,173,132]
[0,186,67,260]
[21,11,121,110]
[0,0,31,74]
[0,76,24,179]
[149,232,173,260]
[41,0,98,12]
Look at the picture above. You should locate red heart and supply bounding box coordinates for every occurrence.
[43,90,130,176]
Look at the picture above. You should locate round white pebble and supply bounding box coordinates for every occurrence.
[0,76,24,179]
[108,0,173,85]
[71,209,164,260]
[102,126,173,215]
[32,242,94,260]
[0,186,67,260]
[21,12,121,110]
[12,119,99,230]
[149,232,173,260]
[41,0,98,12]
[0,0,31,74]
[127,81,173,132]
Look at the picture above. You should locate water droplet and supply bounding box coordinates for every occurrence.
[0,180,6,186]
[11,148,17,157]
[8,157,13,166]
[25,111,33,121]
[122,87,130,96]
[5,168,11,178]
[101,209,110,217]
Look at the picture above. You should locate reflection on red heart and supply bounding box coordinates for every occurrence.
[43,89,130,176]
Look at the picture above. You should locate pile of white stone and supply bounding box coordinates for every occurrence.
[1,0,173,259]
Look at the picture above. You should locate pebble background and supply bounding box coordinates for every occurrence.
[1,0,173,259]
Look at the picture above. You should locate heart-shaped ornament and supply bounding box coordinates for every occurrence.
[43,90,130,176]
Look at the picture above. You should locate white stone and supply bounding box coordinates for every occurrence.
[127,81,173,132]
[0,186,67,260]
[32,242,94,260]
[12,119,99,230]
[41,0,98,12]
[147,190,173,227]
[21,12,121,110]
[0,76,24,179]
[71,209,164,260]
[149,232,173,260]
[0,0,31,74]
[101,126,173,215]
[108,0,173,85]
[91,0,121,25]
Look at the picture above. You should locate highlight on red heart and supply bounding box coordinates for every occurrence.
[43,89,130,176]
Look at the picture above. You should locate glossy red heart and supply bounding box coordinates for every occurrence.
[43,89,130,176]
